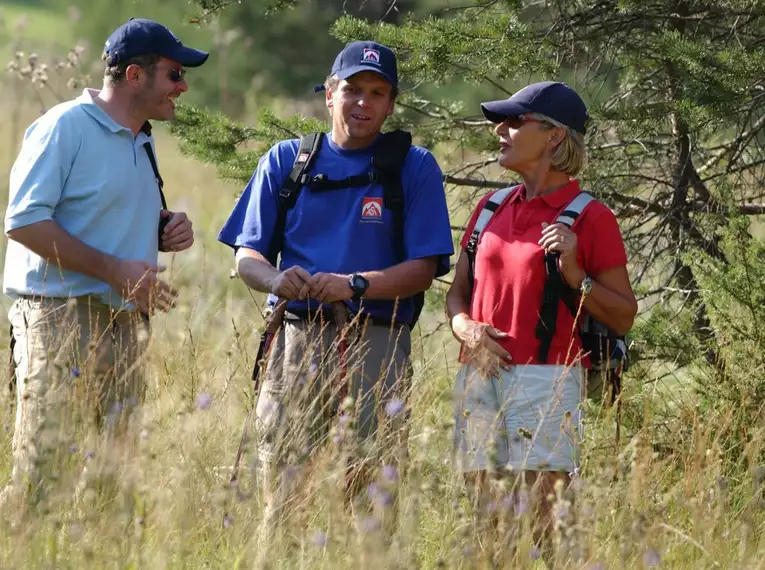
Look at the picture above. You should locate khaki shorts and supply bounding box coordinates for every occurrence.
[254,314,413,472]
[4,295,150,501]
[453,363,584,474]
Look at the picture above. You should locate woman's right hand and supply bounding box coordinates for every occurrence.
[451,313,512,373]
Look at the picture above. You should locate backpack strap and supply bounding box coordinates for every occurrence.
[140,121,171,252]
[465,186,518,296]
[535,191,595,363]
[266,133,324,266]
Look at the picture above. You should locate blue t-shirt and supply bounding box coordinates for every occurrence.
[217,132,454,323]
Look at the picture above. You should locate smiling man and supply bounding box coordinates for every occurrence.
[218,41,453,539]
[1,18,207,511]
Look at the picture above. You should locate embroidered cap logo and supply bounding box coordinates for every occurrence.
[362,49,380,64]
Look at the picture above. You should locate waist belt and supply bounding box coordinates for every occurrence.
[284,309,405,329]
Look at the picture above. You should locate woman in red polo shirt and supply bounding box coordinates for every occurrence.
[446,82,637,549]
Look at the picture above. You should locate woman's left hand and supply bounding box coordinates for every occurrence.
[539,222,585,288]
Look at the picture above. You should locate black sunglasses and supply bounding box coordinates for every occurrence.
[153,65,186,83]
[167,67,186,83]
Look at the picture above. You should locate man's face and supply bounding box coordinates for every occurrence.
[326,71,395,147]
[133,57,188,121]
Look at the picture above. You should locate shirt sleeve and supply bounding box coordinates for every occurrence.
[578,204,629,276]
[217,141,298,260]
[402,148,455,278]
[5,111,79,232]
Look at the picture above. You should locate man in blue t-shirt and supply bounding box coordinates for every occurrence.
[218,40,453,529]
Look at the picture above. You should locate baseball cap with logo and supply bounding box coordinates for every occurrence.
[480,81,590,135]
[103,18,209,68]
[314,40,398,92]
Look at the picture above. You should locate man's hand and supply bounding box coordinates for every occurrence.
[160,210,194,252]
[300,273,353,304]
[107,259,177,315]
[268,266,313,300]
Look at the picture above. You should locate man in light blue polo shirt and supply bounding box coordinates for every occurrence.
[1,18,208,512]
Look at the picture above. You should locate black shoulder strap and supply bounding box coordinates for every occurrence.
[140,121,168,210]
[535,191,595,362]
[266,133,324,266]
[374,130,412,260]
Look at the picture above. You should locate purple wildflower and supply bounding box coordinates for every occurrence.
[381,464,398,484]
[312,530,328,547]
[530,546,542,560]
[643,550,660,567]
[84,450,95,459]
[515,490,529,515]
[70,444,78,453]
[71,367,80,378]
[197,393,213,410]
[223,515,233,529]
[385,398,405,416]
[360,517,380,532]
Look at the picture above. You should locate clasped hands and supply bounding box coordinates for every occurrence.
[268,266,353,303]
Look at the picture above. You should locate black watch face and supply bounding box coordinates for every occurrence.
[352,276,367,290]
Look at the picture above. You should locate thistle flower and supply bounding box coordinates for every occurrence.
[197,393,213,410]
[385,398,405,416]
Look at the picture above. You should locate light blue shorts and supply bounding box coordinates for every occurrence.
[453,363,584,473]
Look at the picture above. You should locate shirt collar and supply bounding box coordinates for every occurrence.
[77,88,151,143]
[512,179,582,208]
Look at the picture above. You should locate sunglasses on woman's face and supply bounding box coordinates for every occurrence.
[503,115,543,130]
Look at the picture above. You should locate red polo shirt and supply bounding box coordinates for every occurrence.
[460,180,628,367]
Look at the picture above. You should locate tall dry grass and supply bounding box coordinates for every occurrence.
[0,71,763,570]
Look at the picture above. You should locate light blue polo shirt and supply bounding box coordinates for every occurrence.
[3,88,162,307]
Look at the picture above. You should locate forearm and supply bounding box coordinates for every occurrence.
[6,220,119,283]
[580,281,636,335]
[360,258,437,300]
[234,248,278,294]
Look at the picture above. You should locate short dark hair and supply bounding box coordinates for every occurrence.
[324,74,399,100]
[102,52,160,85]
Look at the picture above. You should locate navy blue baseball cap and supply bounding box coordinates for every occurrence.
[103,18,209,67]
[481,81,589,134]
[315,40,397,92]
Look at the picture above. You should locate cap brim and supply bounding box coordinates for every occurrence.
[480,100,531,123]
[336,64,395,85]
[165,45,209,68]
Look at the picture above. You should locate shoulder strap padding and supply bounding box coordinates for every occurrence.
[279,133,324,205]
[465,186,517,255]
[267,133,325,266]
[372,130,412,173]
[555,192,594,228]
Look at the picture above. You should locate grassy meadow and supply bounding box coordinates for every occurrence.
[1,8,765,570]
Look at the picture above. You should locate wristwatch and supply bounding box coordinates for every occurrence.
[579,275,593,295]
[348,274,370,302]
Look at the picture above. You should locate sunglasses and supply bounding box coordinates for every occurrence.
[154,65,186,83]
[502,115,544,129]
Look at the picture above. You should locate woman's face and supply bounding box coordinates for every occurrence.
[494,115,562,174]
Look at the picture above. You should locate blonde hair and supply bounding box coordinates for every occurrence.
[525,112,587,176]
